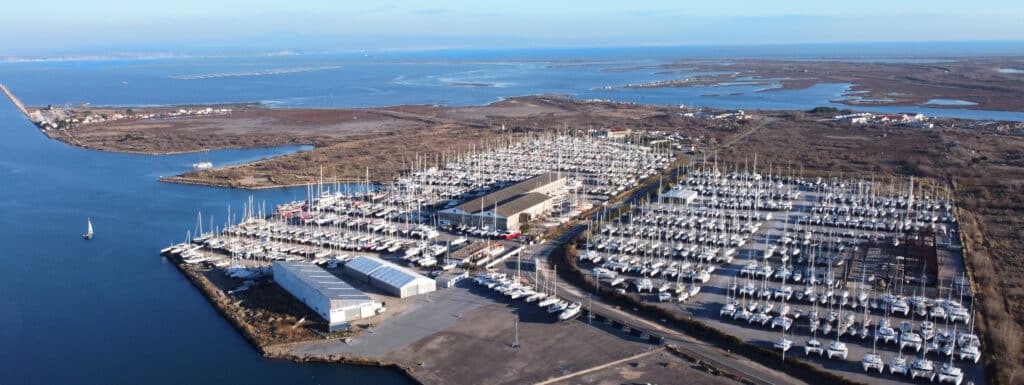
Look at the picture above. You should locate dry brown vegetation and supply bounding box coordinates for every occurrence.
[611,57,1024,112]
[44,96,732,187]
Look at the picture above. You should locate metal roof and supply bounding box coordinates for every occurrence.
[455,172,562,214]
[344,255,386,275]
[273,261,374,308]
[347,256,432,290]
[662,188,698,200]
[494,192,553,217]
[370,266,421,289]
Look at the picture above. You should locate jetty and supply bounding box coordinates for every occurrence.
[0,84,30,117]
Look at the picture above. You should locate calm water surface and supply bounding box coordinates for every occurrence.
[0,105,411,384]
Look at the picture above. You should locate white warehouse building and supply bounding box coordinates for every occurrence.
[344,256,437,298]
[272,261,383,331]
[661,186,699,205]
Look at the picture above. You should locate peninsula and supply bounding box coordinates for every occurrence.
[6,85,1024,385]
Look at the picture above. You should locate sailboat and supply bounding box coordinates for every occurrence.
[826,307,849,360]
[192,151,213,170]
[861,329,885,373]
[937,325,964,385]
[83,218,94,240]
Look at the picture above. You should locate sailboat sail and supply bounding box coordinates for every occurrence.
[83,218,94,240]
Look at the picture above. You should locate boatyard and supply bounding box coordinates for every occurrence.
[151,118,999,385]
[157,131,699,384]
[573,165,982,385]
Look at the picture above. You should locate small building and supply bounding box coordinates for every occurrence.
[835,112,873,125]
[437,172,567,232]
[344,256,437,298]
[661,187,699,205]
[436,270,469,288]
[272,261,382,331]
[591,128,631,139]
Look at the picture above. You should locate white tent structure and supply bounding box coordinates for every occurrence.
[272,261,382,330]
[344,256,437,298]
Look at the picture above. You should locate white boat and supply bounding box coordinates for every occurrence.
[827,341,848,360]
[861,352,884,373]
[547,300,568,313]
[959,345,980,364]
[524,292,547,303]
[862,335,885,373]
[558,302,582,321]
[804,338,824,356]
[876,318,897,344]
[900,331,923,352]
[890,355,909,376]
[686,283,701,297]
[771,316,793,331]
[538,297,559,308]
[774,338,793,352]
[937,362,963,385]
[192,161,213,170]
[720,302,736,318]
[910,358,936,381]
[82,218,94,240]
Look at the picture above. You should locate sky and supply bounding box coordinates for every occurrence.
[2,0,1023,57]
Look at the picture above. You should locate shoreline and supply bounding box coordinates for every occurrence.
[27,96,1024,191]
[158,175,371,190]
[163,252,423,384]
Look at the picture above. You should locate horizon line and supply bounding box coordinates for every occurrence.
[3,39,1024,63]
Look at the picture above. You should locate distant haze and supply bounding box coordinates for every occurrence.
[2,1,1023,57]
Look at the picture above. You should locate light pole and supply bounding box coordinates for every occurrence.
[512,310,520,348]
[588,294,593,324]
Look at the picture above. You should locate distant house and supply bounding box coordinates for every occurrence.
[835,113,873,125]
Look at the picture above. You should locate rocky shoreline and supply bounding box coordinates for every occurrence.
[164,254,423,384]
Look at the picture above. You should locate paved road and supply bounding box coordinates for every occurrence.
[521,247,802,385]
[516,118,802,385]
[521,224,802,385]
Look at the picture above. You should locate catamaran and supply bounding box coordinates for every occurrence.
[938,325,964,385]
[861,330,884,373]
[826,308,849,360]
[910,355,936,381]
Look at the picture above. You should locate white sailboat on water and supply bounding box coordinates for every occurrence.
[83,218,94,240]
[192,151,213,170]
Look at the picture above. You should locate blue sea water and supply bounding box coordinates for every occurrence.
[0,45,1022,385]
[3,46,1022,120]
